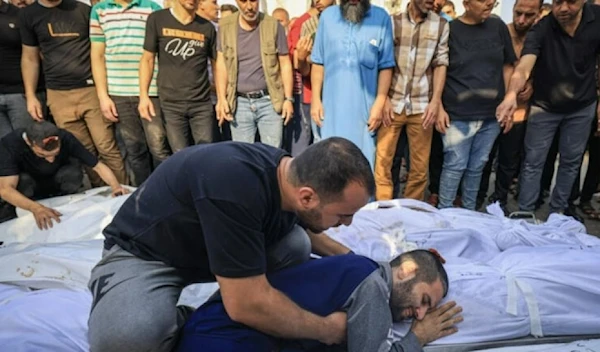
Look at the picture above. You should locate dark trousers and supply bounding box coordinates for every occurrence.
[428,129,444,195]
[0,162,83,223]
[391,128,410,197]
[519,103,596,212]
[479,122,527,205]
[160,99,214,153]
[570,118,600,204]
[283,94,312,157]
[112,96,171,187]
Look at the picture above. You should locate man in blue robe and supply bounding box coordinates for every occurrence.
[310,0,395,169]
[177,250,463,352]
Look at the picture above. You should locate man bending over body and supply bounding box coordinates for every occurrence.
[0,121,128,228]
[179,250,463,352]
[88,137,374,351]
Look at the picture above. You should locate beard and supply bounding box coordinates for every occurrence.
[341,0,371,24]
[297,208,326,234]
[390,278,417,322]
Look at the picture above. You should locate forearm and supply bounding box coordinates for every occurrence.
[91,53,109,99]
[238,286,333,340]
[215,57,228,101]
[376,68,393,103]
[308,231,351,256]
[430,65,447,102]
[297,52,312,77]
[21,56,40,98]
[139,56,154,99]
[0,187,41,212]
[503,64,515,93]
[281,60,294,98]
[311,64,324,103]
[93,162,121,189]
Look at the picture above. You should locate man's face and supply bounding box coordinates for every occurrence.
[198,0,219,21]
[9,0,34,8]
[31,145,60,164]
[315,0,335,13]
[464,0,496,21]
[272,10,290,29]
[433,0,445,13]
[296,182,369,234]
[552,0,584,25]
[236,0,259,22]
[178,0,200,12]
[340,0,371,24]
[442,4,457,17]
[390,276,445,322]
[414,0,436,14]
[513,0,540,33]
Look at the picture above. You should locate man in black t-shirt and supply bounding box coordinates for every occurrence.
[19,0,126,187]
[0,122,128,229]
[0,0,46,138]
[497,0,600,215]
[140,0,217,153]
[88,137,374,352]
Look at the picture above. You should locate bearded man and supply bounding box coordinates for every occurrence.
[311,0,395,169]
[178,250,463,352]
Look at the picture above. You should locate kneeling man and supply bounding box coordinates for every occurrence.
[179,250,463,352]
[0,121,128,228]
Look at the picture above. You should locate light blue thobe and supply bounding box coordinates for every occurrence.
[311,5,395,169]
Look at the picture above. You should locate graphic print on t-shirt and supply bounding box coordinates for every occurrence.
[47,22,80,37]
[162,28,205,60]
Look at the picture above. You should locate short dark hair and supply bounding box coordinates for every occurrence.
[443,0,455,9]
[220,4,238,13]
[390,250,449,297]
[25,121,60,151]
[288,137,375,202]
[541,2,551,10]
[515,0,544,8]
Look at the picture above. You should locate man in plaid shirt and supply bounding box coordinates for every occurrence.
[374,0,449,201]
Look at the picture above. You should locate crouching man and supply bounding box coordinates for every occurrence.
[0,121,128,228]
[178,249,463,352]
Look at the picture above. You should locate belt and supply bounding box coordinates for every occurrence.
[236,89,269,99]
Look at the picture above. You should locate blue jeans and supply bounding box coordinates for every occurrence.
[231,95,283,148]
[519,103,596,212]
[0,92,46,138]
[439,119,500,210]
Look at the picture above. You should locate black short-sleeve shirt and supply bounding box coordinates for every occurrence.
[442,17,517,120]
[0,2,45,94]
[103,142,298,282]
[0,128,98,178]
[19,0,93,90]
[143,10,217,103]
[521,4,600,113]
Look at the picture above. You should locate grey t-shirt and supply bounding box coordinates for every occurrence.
[343,263,424,352]
[217,19,288,93]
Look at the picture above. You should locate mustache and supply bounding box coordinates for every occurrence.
[341,0,371,24]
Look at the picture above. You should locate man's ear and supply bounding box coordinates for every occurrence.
[297,186,320,210]
[396,260,418,282]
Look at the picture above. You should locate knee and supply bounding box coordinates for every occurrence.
[55,164,83,195]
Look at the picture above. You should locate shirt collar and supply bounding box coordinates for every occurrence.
[107,0,140,9]
[0,1,10,13]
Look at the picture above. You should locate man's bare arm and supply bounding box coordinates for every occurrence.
[21,45,40,100]
[311,64,324,104]
[506,54,537,98]
[503,63,515,93]
[217,274,345,344]
[308,230,352,256]
[138,50,155,99]
[90,42,109,100]
[0,175,40,212]
[279,54,294,99]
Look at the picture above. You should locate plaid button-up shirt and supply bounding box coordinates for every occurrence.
[389,10,449,115]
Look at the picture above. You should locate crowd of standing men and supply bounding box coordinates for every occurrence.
[0,0,600,227]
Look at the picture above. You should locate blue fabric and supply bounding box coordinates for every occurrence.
[311,5,395,169]
[439,119,500,210]
[178,255,379,352]
[231,95,283,148]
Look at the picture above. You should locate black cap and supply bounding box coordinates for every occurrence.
[26,121,60,151]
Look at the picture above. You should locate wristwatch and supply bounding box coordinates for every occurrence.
[284,96,295,103]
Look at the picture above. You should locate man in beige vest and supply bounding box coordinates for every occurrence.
[215,0,294,148]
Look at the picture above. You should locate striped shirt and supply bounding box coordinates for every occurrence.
[389,11,449,115]
[90,0,161,97]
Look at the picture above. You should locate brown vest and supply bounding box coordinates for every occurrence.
[219,13,284,114]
